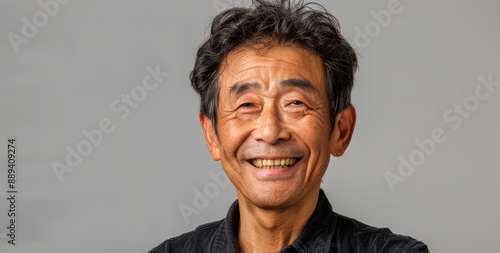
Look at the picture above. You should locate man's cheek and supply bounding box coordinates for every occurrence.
[226,122,253,142]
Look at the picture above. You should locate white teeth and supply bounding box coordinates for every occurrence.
[250,158,299,169]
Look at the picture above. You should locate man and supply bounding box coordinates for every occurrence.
[150,0,429,252]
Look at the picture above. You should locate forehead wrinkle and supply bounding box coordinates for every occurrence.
[218,45,326,104]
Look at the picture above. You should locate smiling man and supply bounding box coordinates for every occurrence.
[150,0,428,252]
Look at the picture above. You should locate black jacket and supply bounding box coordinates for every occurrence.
[150,189,429,252]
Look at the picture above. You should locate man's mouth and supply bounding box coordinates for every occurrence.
[248,158,300,169]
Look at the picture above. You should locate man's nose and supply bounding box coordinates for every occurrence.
[251,105,291,144]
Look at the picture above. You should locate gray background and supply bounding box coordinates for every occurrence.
[0,0,499,252]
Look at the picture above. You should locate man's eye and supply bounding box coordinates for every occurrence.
[291,101,304,106]
[239,103,253,108]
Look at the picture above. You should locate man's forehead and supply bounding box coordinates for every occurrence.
[218,45,325,92]
[222,44,320,68]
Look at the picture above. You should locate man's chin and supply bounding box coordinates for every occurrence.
[244,183,303,210]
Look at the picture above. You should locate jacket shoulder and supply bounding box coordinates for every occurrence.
[334,214,429,253]
[149,219,225,253]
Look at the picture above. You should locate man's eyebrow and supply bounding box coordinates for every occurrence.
[280,78,318,93]
[230,82,261,96]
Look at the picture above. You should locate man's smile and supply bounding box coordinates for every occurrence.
[243,156,305,181]
[248,158,300,169]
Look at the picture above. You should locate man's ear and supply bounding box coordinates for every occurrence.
[199,113,221,161]
[330,105,356,157]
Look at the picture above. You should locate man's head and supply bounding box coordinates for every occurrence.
[192,0,357,208]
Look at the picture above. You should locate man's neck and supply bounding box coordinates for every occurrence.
[235,188,320,253]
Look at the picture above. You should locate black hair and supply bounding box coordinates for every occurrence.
[190,0,357,131]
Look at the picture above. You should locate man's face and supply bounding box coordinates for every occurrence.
[201,45,341,209]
